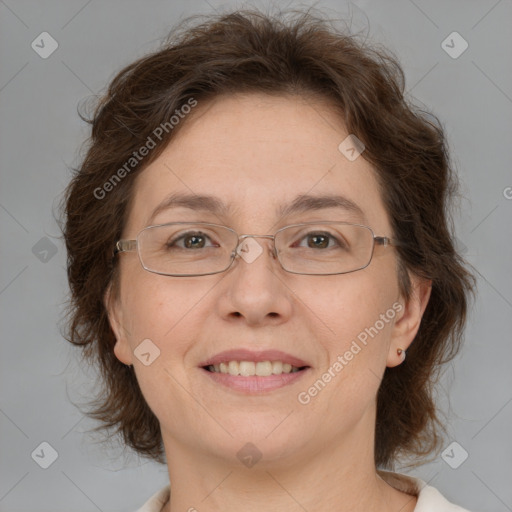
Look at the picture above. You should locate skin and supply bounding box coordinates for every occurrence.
[105,93,431,512]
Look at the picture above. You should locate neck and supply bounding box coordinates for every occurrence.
[161,422,417,512]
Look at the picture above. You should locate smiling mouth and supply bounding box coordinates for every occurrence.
[203,360,309,377]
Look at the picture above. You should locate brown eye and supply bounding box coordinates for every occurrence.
[295,231,346,250]
[183,234,206,249]
[167,231,214,250]
[307,233,330,249]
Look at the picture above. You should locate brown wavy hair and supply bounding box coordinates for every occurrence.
[59,7,475,469]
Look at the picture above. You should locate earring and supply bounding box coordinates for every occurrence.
[397,348,406,361]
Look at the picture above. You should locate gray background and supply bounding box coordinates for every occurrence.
[1,0,511,511]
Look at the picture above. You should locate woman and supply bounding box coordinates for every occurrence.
[61,8,475,512]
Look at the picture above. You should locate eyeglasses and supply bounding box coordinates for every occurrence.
[113,221,398,277]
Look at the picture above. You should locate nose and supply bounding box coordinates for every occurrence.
[234,234,278,264]
[217,235,293,326]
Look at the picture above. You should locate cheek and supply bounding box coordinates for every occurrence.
[120,273,230,376]
[298,282,397,420]
[120,273,196,354]
[319,267,396,325]
[308,270,398,371]
[119,277,208,420]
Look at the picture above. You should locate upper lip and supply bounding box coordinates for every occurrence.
[199,349,310,368]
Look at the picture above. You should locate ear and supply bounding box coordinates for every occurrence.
[104,283,133,366]
[387,275,432,367]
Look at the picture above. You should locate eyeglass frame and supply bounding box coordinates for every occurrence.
[113,221,400,277]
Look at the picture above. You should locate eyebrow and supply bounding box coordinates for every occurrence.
[147,192,366,224]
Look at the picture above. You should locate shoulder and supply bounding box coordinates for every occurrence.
[135,485,170,512]
[377,470,473,512]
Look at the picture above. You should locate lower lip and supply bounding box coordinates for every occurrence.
[201,367,309,393]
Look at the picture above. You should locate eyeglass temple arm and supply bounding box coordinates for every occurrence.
[374,236,402,247]
[114,239,137,255]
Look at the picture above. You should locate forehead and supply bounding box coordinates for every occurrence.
[125,93,390,234]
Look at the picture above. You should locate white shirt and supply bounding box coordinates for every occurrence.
[135,470,472,511]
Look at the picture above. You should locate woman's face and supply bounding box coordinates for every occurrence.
[107,93,423,468]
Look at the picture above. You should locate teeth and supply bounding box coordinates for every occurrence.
[228,361,238,376]
[207,361,303,376]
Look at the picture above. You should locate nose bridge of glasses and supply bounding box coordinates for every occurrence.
[235,233,277,258]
